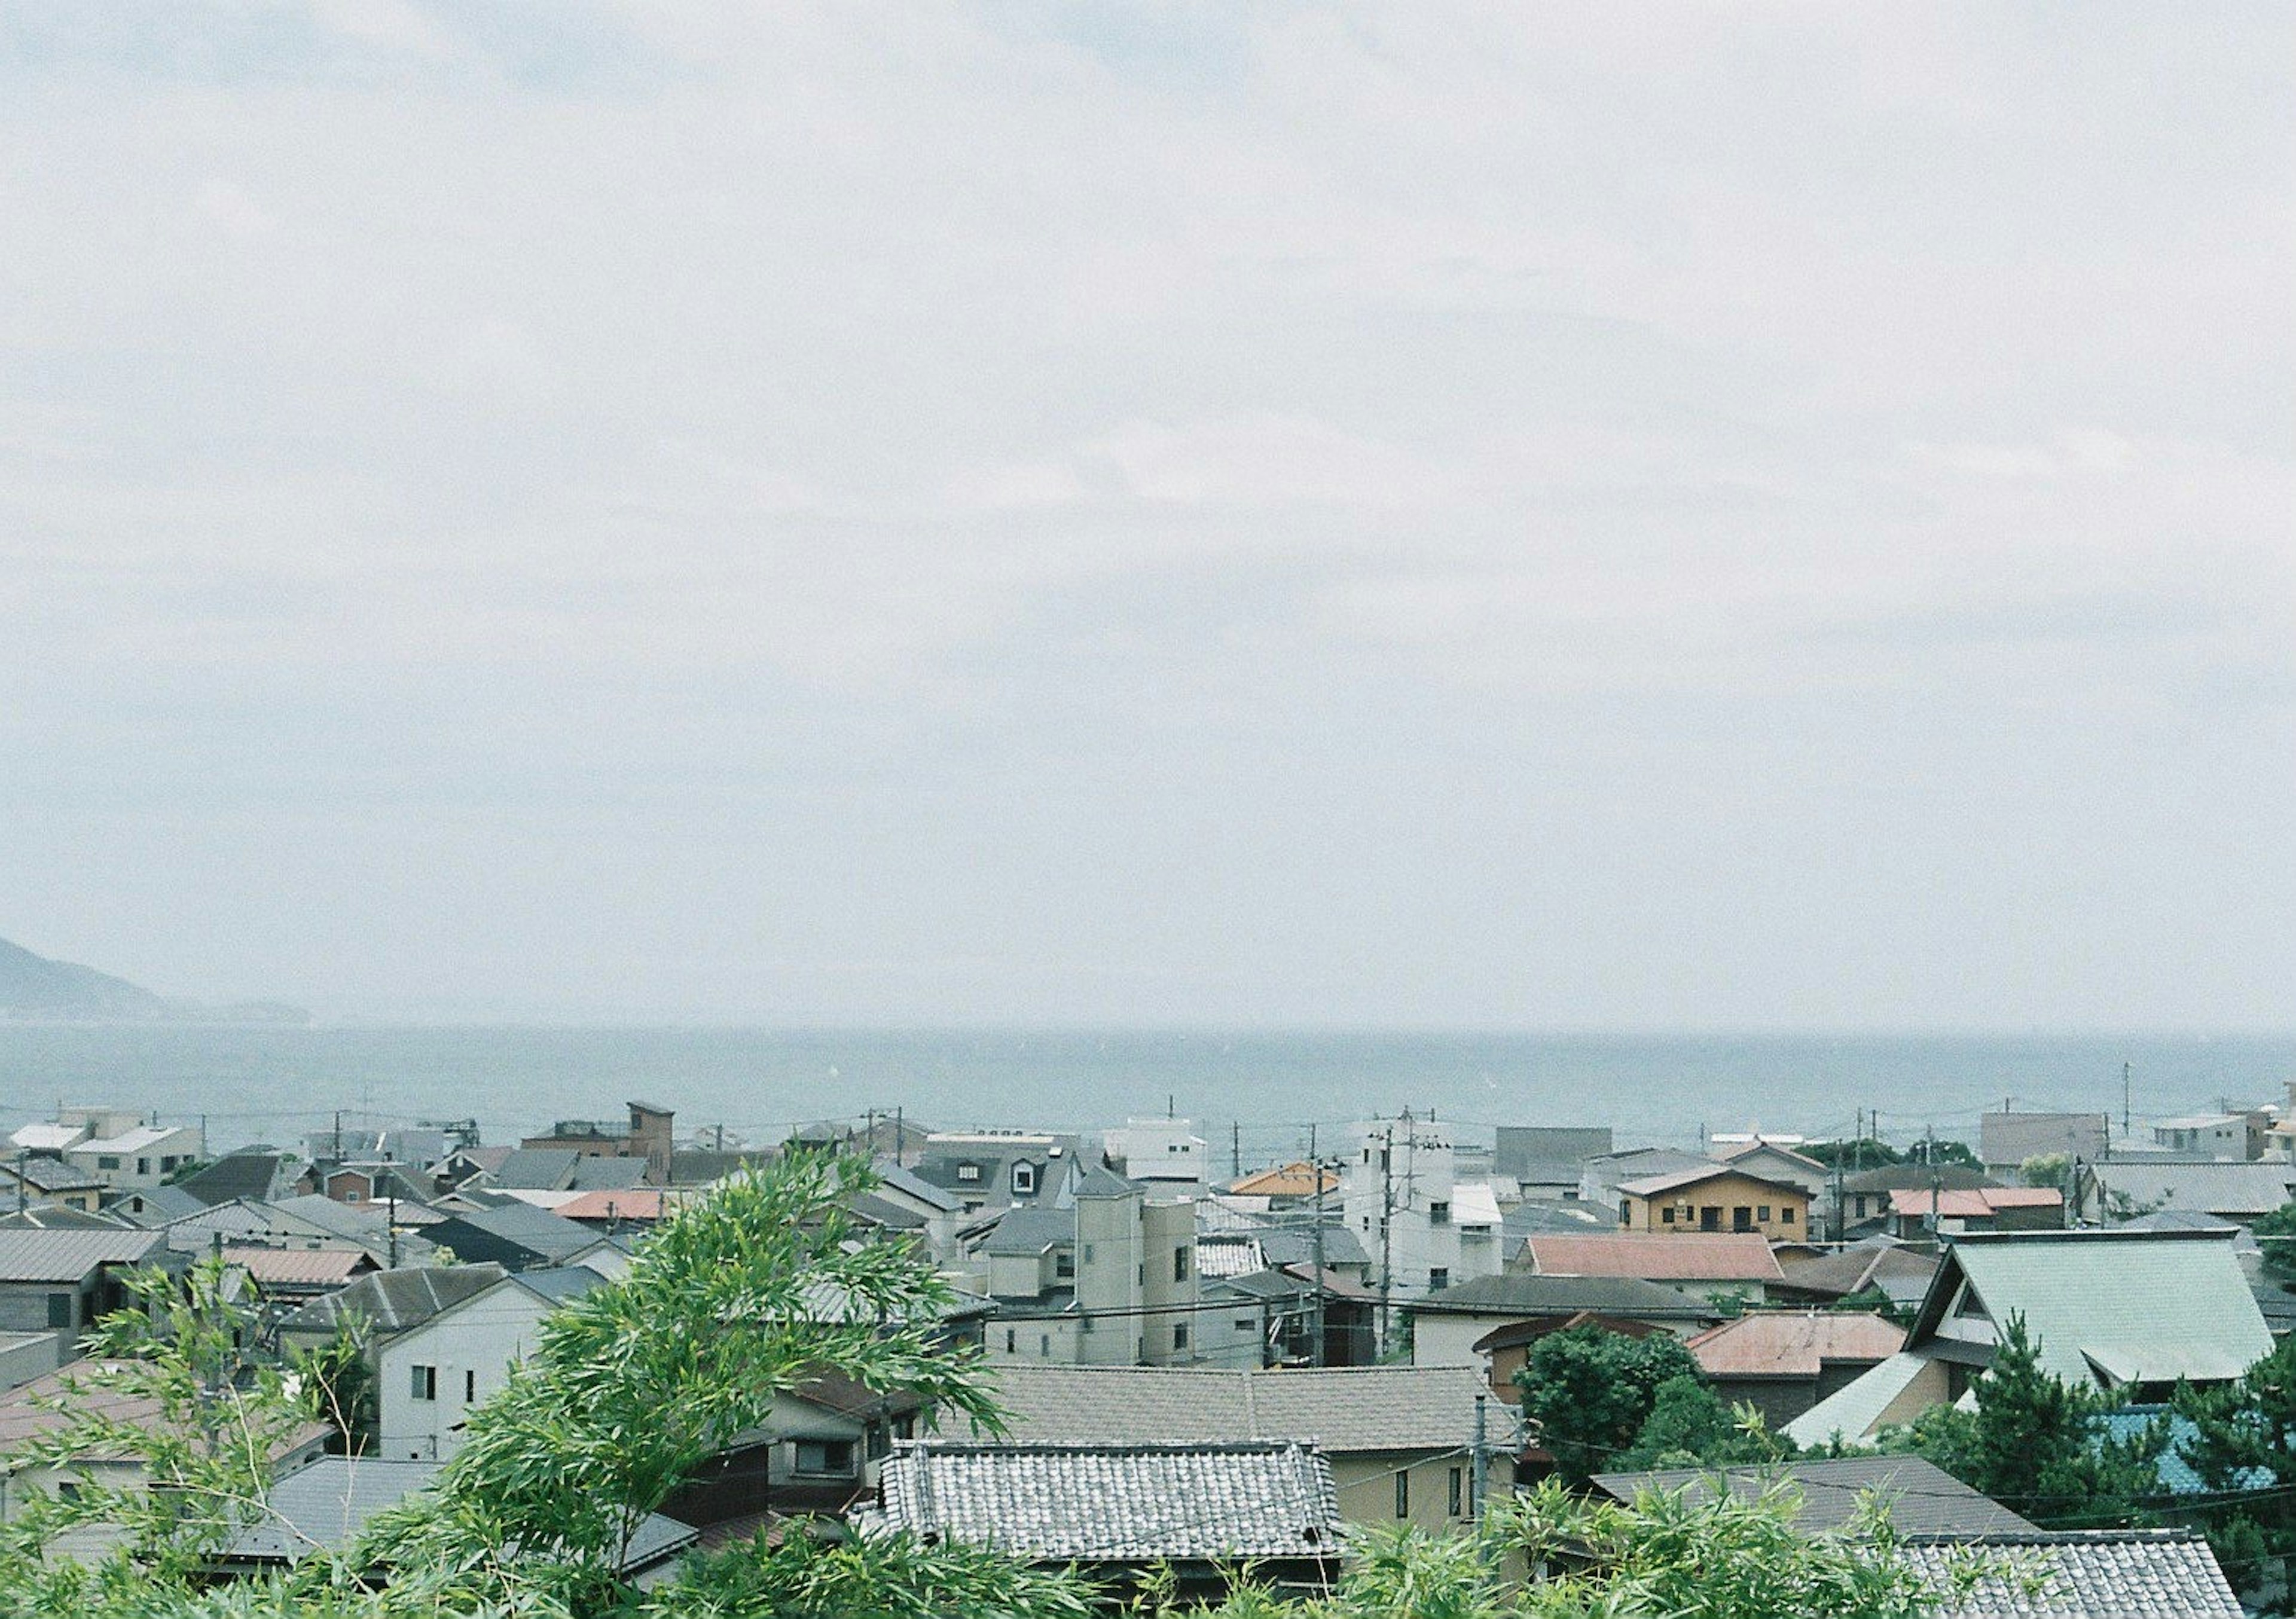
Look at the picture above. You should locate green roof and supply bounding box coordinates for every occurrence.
[1916,1230,2269,1388]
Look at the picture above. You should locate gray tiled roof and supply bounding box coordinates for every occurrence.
[279,1263,511,1336]
[978,1206,1073,1258]
[4,1155,105,1193]
[1256,1225,1370,1270]
[1903,1529,2241,1618]
[566,1155,651,1193]
[178,1152,296,1207]
[871,1441,1340,1563]
[982,1363,1489,1455]
[1405,1272,1715,1319]
[490,1148,581,1192]
[2086,1159,2296,1220]
[1591,1456,2035,1538]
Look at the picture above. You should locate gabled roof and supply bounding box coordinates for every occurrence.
[178,1152,297,1207]
[0,1228,169,1282]
[1715,1139,1826,1172]
[978,1205,1074,1259]
[1890,1187,2062,1218]
[426,1202,598,1267]
[1617,1164,1812,1200]
[870,1441,1340,1563]
[489,1148,581,1192]
[1406,1272,1717,1319]
[1901,1529,2240,1619]
[567,1155,651,1192]
[278,1262,512,1336]
[1254,1224,1369,1271]
[1909,1230,2270,1387]
[0,1362,329,1464]
[1592,1455,2034,1538]
[1774,1243,1938,1303]
[554,1187,681,1224]
[1687,1311,1905,1378]
[72,1125,194,1156]
[1,1155,106,1193]
[981,1363,1492,1455]
[871,1160,961,1213]
[2086,1159,2296,1219]
[223,1247,375,1288]
[10,1123,88,1153]
[1225,1162,1338,1199]
[1520,1233,1784,1284]
[0,1205,132,1232]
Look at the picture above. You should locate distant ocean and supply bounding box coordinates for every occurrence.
[0,1025,2288,1165]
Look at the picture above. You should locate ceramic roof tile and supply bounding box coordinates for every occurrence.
[871,1442,1341,1563]
[1522,1233,1784,1283]
[982,1363,1489,1455]
[1902,1529,2242,1618]
[1687,1311,1906,1377]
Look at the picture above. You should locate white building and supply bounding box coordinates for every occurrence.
[1341,1116,1503,1325]
[375,1269,600,1461]
[1102,1117,1208,1193]
[66,1122,206,1193]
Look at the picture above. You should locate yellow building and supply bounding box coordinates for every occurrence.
[1616,1165,1810,1240]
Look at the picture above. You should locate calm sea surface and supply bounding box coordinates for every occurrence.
[0,1026,2288,1163]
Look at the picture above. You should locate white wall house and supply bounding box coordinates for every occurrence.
[377,1272,595,1461]
[1102,1118,1209,1192]
[1341,1117,1503,1326]
[65,1123,206,1193]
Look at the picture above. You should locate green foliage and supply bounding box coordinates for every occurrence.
[1497,1477,2021,1619]
[0,1257,360,1611]
[1907,1140,1979,1169]
[1878,1314,2163,1528]
[2173,1332,2296,1600]
[1802,1139,1906,1171]
[2017,1154,2071,1193]
[1513,1327,1700,1485]
[2252,1199,2296,1288]
[651,1525,1098,1618]
[359,1151,1004,1611]
[1613,1376,1796,1472]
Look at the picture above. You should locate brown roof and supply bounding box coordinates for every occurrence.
[1226,1162,1338,1198]
[554,1188,690,1224]
[1686,1311,1905,1378]
[1888,1187,2062,1218]
[1521,1233,1784,1284]
[224,1247,376,1287]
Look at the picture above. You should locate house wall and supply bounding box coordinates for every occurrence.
[1343,1121,1495,1308]
[0,1278,99,1338]
[1075,1187,1146,1365]
[1140,1198,1200,1365]
[1330,1449,1515,1536]
[0,1331,61,1394]
[378,1283,554,1461]
[66,1126,203,1192]
[1620,1174,1810,1239]
[985,1313,1085,1366]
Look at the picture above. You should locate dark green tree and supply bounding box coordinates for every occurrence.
[1613,1374,1796,1471]
[2251,1198,2296,1290]
[1882,1314,2162,1528]
[2173,1332,2296,1602]
[1514,1326,1700,1484]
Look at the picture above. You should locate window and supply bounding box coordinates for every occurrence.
[1173,1247,1189,1282]
[1757,1205,1771,1222]
[1012,1163,1037,1195]
[793,1440,853,1476]
[1661,1206,1677,1224]
[1394,1471,1410,1519]
[410,1365,437,1402]
[46,1292,72,1329]
[1855,1195,1869,1218]
[1781,1206,1796,1224]
[1448,1467,1463,1517]
[1038,1334,1050,1358]
[464,1370,477,1403]
[97,1156,120,1171]
[955,1163,981,1183]
[1732,1206,1753,1232]
[1055,1251,1075,1279]
[1428,1201,1450,1226]
[1080,1315,1093,1334]
[1082,1242,1095,1263]
[1428,1267,1449,1291]
[1173,1323,1189,1350]
[1235,1317,1254,1331]
[137,1158,150,1177]
[1700,1206,1720,1232]
[1619,1200,1631,1225]
[1004,1329,1016,1354]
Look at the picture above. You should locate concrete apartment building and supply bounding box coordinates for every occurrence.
[1341,1116,1503,1312]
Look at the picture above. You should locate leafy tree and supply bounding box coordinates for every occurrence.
[1879,1314,2163,1528]
[359,1151,1009,1612]
[1613,1374,1796,1471]
[0,1257,369,1615]
[1907,1139,1979,1169]
[2018,1153,2071,1193]
[1803,1138,1906,1171]
[2173,1332,2296,1600]
[2251,1198,2296,1290]
[1514,1326,1700,1484]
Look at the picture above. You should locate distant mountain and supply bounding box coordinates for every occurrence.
[0,936,307,1024]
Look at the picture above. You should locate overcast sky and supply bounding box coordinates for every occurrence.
[2,4,2290,1028]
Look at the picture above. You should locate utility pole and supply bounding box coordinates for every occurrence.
[1829,1149,1844,1245]
[1231,1122,1241,1179]
[1309,1123,1326,1368]
[333,1110,343,1162]
[1378,1124,1396,1360]
[1472,1393,1490,1522]
[386,1183,399,1269]
[2123,1062,2132,1137]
